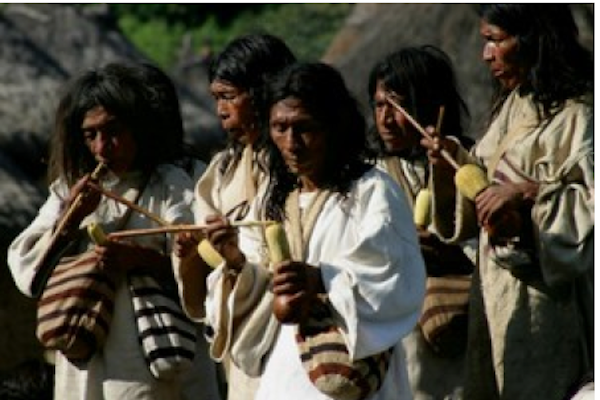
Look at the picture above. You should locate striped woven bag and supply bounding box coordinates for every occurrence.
[280,189,393,400]
[36,251,116,362]
[130,275,197,379]
[295,300,393,400]
[418,275,471,356]
[36,175,146,363]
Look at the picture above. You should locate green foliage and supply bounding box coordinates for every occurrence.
[111,4,260,26]
[119,15,186,68]
[211,4,352,61]
[113,4,352,70]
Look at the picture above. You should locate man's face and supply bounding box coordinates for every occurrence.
[82,105,137,176]
[480,19,525,90]
[210,79,257,145]
[270,97,327,188]
[372,81,420,155]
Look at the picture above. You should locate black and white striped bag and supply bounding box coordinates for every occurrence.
[130,275,197,379]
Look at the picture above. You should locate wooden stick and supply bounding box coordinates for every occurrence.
[108,225,204,239]
[436,105,445,133]
[54,163,107,236]
[31,163,107,296]
[86,181,171,227]
[107,220,276,239]
[385,94,460,170]
[86,180,277,240]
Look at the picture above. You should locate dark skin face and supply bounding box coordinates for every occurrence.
[269,97,328,192]
[210,79,259,146]
[64,105,138,225]
[172,79,260,280]
[81,105,137,177]
[172,80,261,293]
[479,19,526,90]
[419,20,539,242]
[192,96,329,324]
[372,81,421,155]
[60,106,171,281]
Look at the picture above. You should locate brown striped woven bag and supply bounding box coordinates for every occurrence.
[296,300,393,400]
[36,250,116,363]
[35,176,146,363]
[418,275,471,357]
[283,189,393,399]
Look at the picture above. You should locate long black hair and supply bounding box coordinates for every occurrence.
[208,32,296,173]
[477,4,593,120]
[262,62,374,222]
[48,61,182,185]
[367,45,471,153]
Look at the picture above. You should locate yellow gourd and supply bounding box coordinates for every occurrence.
[197,239,225,269]
[265,223,291,263]
[264,223,299,324]
[413,188,432,228]
[87,222,108,245]
[454,164,489,201]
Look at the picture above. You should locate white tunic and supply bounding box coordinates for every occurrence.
[430,91,594,400]
[176,145,267,400]
[203,167,427,400]
[8,164,221,400]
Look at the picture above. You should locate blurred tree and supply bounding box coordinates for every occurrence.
[111,4,261,26]
[110,4,352,70]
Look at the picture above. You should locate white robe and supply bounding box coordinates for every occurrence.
[174,145,267,400]
[202,167,427,400]
[8,164,221,400]
[430,91,594,400]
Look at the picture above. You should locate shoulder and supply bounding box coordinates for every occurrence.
[562,98,593,123]
[48,178,69,200]
[548,98,593,147]
[352,167,406,204]
[206,149,230,167]
[356,166,401,190]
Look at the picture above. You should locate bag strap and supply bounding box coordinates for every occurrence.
[284,189,332,261]
[112,173,150,233]
[31,172,150,298]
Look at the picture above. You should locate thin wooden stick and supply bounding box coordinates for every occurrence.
[108,225,204,239]
[436,105,445,133]
[385,94,460,170]
[107,220,276,239]
[31,162,108,296]
[86,180,277,240]
[54,163,107,236]
[86,181,170,227]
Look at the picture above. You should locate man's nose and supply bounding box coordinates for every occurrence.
[378,104,393,125]
[217,102,229,120]
[282,131,301,151]
[93,132,112,155]
[482,42,494,61]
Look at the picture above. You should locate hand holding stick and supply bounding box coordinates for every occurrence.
[31,162,107,297]
[385,93,460,170]
[55,162,107,237]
